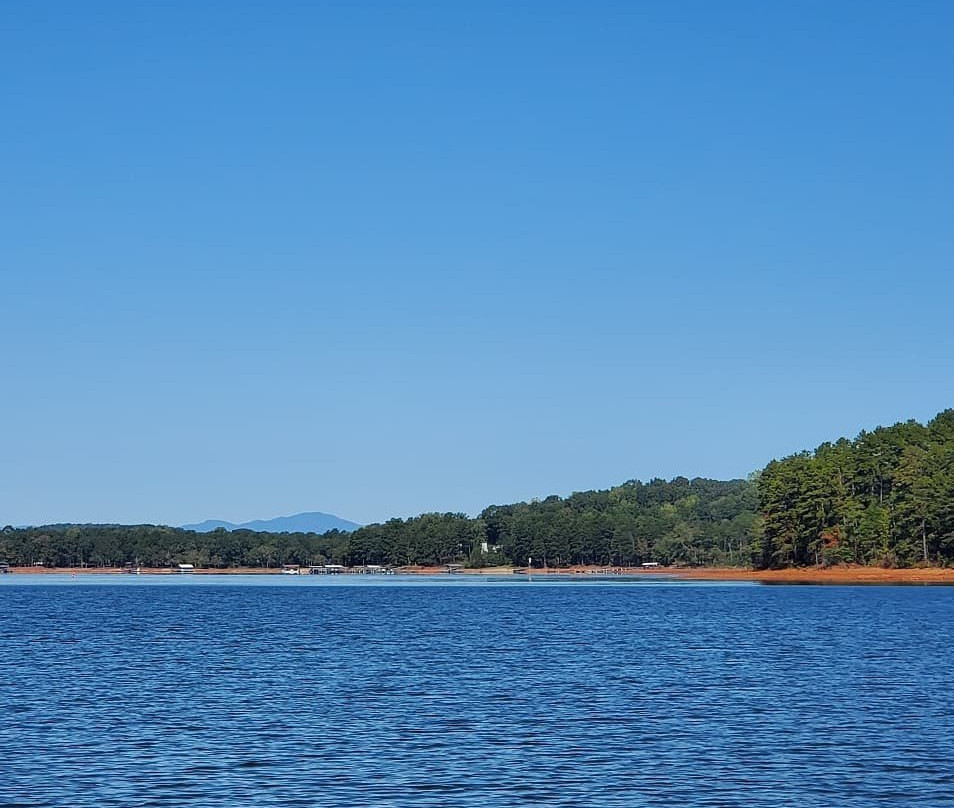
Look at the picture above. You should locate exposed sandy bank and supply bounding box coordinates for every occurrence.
[405,564,954,584]
[671,565,954,584]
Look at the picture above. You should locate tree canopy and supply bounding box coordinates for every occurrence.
[757,410,954,568]
[3,410,952,570]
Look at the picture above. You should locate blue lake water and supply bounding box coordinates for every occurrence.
[2,575,953,807]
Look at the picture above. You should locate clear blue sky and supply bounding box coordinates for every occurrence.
[2,1,952,527]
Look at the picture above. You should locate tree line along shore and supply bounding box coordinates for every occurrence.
[3,410,953,572]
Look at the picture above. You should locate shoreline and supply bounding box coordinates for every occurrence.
[453,565,954,584]
[6,563,954,584]
[666,566,954,584]
[407,564,954,583]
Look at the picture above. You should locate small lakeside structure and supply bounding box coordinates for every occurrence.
[176,563,195,574]
[310,564,345,574]
[304,564,393,575]
[0,562,10,574]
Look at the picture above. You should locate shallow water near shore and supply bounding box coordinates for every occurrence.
[3,579,953,807]
[0,572,725,587]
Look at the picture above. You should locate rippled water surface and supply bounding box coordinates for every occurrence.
[3,576,953,807]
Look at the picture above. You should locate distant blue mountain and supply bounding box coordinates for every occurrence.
[183,519,235,532]
[182,512,360,534]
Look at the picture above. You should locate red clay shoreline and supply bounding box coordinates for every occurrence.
[453,565,954,584]
[654,565,954,584]
[7,564,954,584]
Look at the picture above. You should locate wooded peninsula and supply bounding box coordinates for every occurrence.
[3,410,952,571]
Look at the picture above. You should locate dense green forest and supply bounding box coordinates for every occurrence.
[2,410,952,569]
[758,410,954,568]
[0,477,758,569]
[0,524,353,570]
[346,477,759,568]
